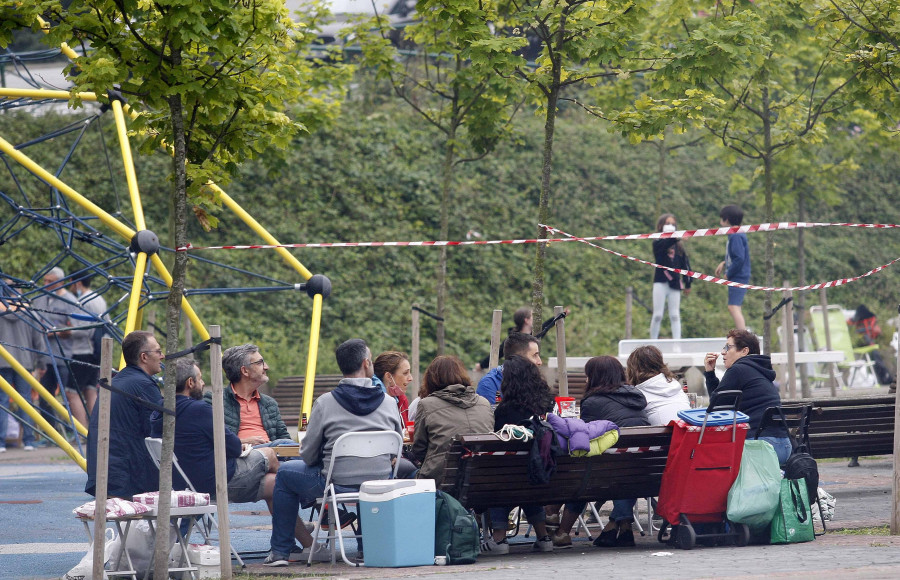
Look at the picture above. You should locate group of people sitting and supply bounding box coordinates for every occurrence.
[83,325,788,566]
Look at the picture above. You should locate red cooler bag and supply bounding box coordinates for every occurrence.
[656,419,749,524]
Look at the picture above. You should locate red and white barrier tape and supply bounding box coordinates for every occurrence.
[176,220,900,252]
[544,224,900,293]
[603,446,666,454]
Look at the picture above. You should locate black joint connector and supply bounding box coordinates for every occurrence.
[130,230,160,255]
[106,89,126,104]
[305,274,332,299]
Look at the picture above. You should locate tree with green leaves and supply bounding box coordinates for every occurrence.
[617,0,857,351]
[489,0,665,331]
[5,1,345,575]
[354,0,523,353]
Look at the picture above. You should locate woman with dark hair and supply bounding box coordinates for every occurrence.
[626,346,690,425]
[373,351,412,422]
[481,356,556,555]
[412,356,493,483]
[651,213,691,339]
[552,356,649,548]
[704,329,791,464]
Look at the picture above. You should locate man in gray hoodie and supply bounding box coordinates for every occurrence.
[264,338,403,566]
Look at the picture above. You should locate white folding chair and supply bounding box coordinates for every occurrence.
[307,430,403,567]
[144,437,244,567]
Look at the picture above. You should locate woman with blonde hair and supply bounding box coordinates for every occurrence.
[626,345,690,426]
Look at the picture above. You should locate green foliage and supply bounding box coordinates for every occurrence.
[3,92,899,382]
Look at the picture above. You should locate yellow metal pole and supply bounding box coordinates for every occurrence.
[111,100,147,231]
[0,88,98,102]
[0,345,87,437]
[299,293,324,432]
[124,253,148,336]
[214,187,313,281]
[121,253,148,369]
[0,374,86,470]
[35,15,80,61]
[148,255,211,341]
[0,136,136,240]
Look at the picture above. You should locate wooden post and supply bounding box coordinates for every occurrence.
[555,306,568,397]
[489,310,503,370]
[625,287,633,340]
[91,337,114,580]
[892,304,900,535]
[820,289,838,397]
[209,325,232,580]
[783,282,796,400]
[411,304,420,399]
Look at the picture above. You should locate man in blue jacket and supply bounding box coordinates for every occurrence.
[85,330,163,498]
[476,332,542,404]
[150,358,278,506]
[715,204,751,330]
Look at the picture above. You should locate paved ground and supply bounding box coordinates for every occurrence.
[1,441,899,580]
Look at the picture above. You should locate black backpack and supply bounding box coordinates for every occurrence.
[434,490,479,565]
[760,406,819,506]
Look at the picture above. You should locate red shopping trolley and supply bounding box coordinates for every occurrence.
[656,390,751,549]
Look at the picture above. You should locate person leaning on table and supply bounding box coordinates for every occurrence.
[704,328,791,464]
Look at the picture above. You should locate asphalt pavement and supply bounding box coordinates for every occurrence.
[1,442,899,579]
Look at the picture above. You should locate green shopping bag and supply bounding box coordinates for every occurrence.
[770,478,815,544]
[727,440,782,527]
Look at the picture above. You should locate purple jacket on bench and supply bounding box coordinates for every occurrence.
[546,414,618,454]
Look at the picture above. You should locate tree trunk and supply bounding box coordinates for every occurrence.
[152,87,189,577]
[762,87,774,354]
[656,133,666,218]
[436,120,458,356]
[531,79,561,333]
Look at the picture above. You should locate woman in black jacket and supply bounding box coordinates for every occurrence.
[650,213,692,339]
[704,329,791,464]
[482,356,557,555]
[553,356,650,548]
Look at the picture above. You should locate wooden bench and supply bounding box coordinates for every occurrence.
[271,374,343,429]
[782,395,896,459]
[437,426,672,511]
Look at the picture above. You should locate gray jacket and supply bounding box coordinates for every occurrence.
[300,377,403,486]
[0,309,45,371]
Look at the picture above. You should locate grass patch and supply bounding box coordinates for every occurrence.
[834,525,890,535]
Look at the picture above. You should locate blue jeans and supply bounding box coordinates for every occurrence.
[1,368,35,446]
[564,498,637,523]
[753,435,792,466]
[269,459,357,556]
[489,504,546,532]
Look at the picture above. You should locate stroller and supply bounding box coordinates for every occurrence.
[656,391,751,550]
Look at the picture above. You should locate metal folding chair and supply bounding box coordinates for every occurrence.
[307,430,403,567]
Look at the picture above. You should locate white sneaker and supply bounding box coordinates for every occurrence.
[0,447,6,453]
[480,538,509,556]
[23,445,34,451]
[552,532,573,548]
[533,535,554,552]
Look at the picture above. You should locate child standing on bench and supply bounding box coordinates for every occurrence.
[714,204,750,330]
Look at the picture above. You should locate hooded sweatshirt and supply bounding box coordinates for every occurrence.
[300,377,403,486]
[580,384,650,427]
[412,383,494,483]
[636,373,691,426]
[705,354,788,437]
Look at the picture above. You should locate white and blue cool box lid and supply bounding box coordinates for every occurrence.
[677,409,750,426]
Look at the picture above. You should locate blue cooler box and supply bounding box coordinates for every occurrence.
[359,479,436,567]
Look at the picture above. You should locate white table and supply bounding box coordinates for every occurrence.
[548,350,845,371]
[79,504,218,580]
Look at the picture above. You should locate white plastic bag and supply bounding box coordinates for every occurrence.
[125,520,178,578]
[63,527,118,580]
